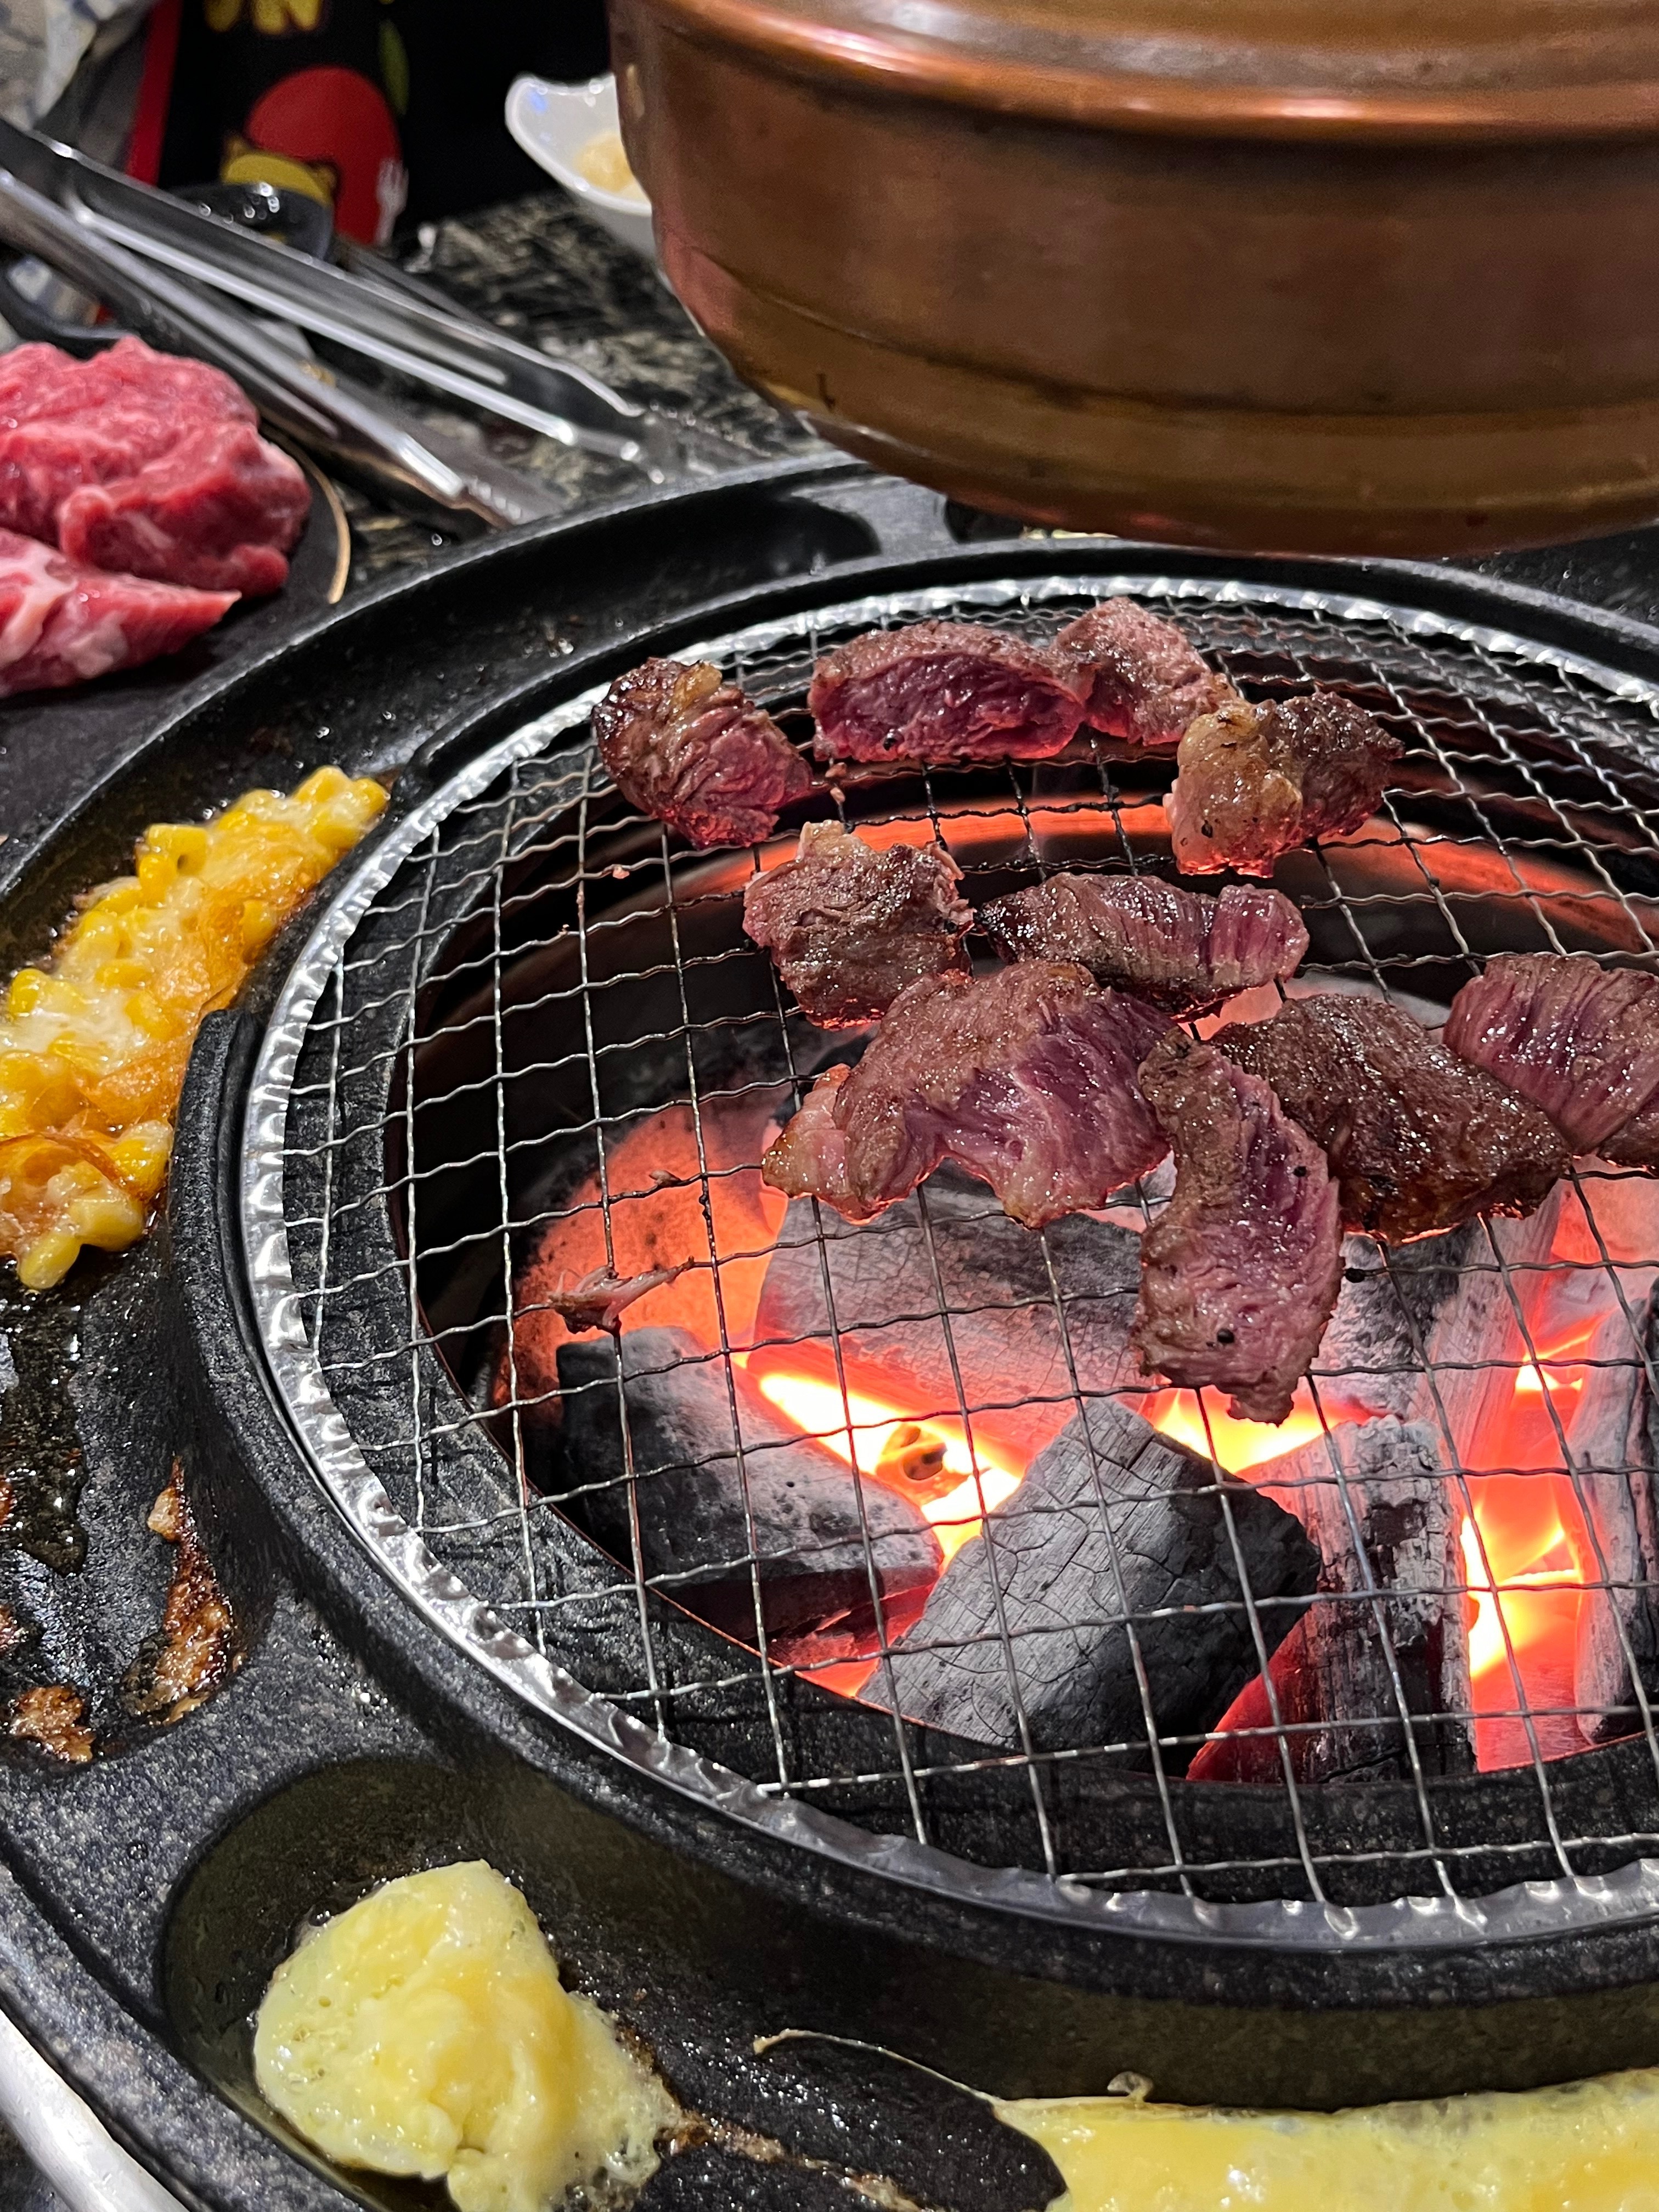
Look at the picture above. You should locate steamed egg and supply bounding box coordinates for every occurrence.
[999,2067,1659,2212]
[253,1861,675,2212]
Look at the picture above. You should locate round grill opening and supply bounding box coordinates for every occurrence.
[249,571,1659,1930]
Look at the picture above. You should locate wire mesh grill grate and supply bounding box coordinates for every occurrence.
[249,572,1659,1920]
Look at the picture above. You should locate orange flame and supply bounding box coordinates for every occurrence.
[1143,1385,1330,1475]
[745,1363,1021,1561]
[1454,1318,1611,1766]
[1513,1323,1599,1401]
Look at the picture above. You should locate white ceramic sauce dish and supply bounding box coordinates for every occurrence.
[505,75,657,265]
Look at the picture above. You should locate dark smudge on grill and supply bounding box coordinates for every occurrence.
[1194,1419,1474,1785]
[751,1167,1144,1470]
[876,1397,1318,1755]
[0,1261,103,1573]
[554,1325,942,1647]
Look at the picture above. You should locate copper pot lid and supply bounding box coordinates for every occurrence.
[641,0,1659,139]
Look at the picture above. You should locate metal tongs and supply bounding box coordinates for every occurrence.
[0,119,729,527]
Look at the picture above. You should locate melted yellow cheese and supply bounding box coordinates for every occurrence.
[998,2069,1659,2212]
[0,765,386,1289]
[253,1862,675,2212]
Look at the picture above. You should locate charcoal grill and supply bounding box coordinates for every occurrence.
[10,461,1659,2212]
[250,560,1659,1897]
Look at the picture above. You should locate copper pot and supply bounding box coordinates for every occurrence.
[608,0,1659,554]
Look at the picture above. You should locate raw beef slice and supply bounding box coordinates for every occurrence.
[0,336,307,596]
[0,529,235,698]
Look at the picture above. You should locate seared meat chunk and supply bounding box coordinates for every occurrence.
[742,821,972,1026]
[1607,1100,1659,1172]
[980,872,1307,1017]
[809,620,1085,764]
[1047,597,1234,748]
[592,657,810,849]
[1443,953,1659,1165]
[1133,1032,1344,1424]
[1213,993,1569,1240]
[762,962,1170,1228]
[1167,691,1401,876]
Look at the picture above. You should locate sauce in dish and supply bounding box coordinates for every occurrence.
[574,131,647,203]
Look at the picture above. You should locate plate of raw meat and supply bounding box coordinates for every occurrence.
[0,336,347,708]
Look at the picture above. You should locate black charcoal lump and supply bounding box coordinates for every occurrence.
[878,1396,1317,1753]
[555,1325,941,1644]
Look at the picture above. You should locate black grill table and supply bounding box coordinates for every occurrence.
[8,185,1659,2212]
[0,187,821,2212]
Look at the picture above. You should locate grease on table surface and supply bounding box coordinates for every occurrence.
[997,2068,1659,2211]
[253,1862,675,2212]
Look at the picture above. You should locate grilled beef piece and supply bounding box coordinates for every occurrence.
[1046,597,1234,748]
[1608,1100,1659,1172]
[1133,1033,1344,1424]
[879,1396,1317,1753]
[754,1168,1143,1471]
[1167,691,1402,876]
[980,872,1307,1017]
[742,821,973,1026]
[592,657,811,849]
[761,963,1171,1229]
[555,1325,941,1645]
[1443,953,1659,1165]
[808,620,1085,764]
[1213,993,1569,1240]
